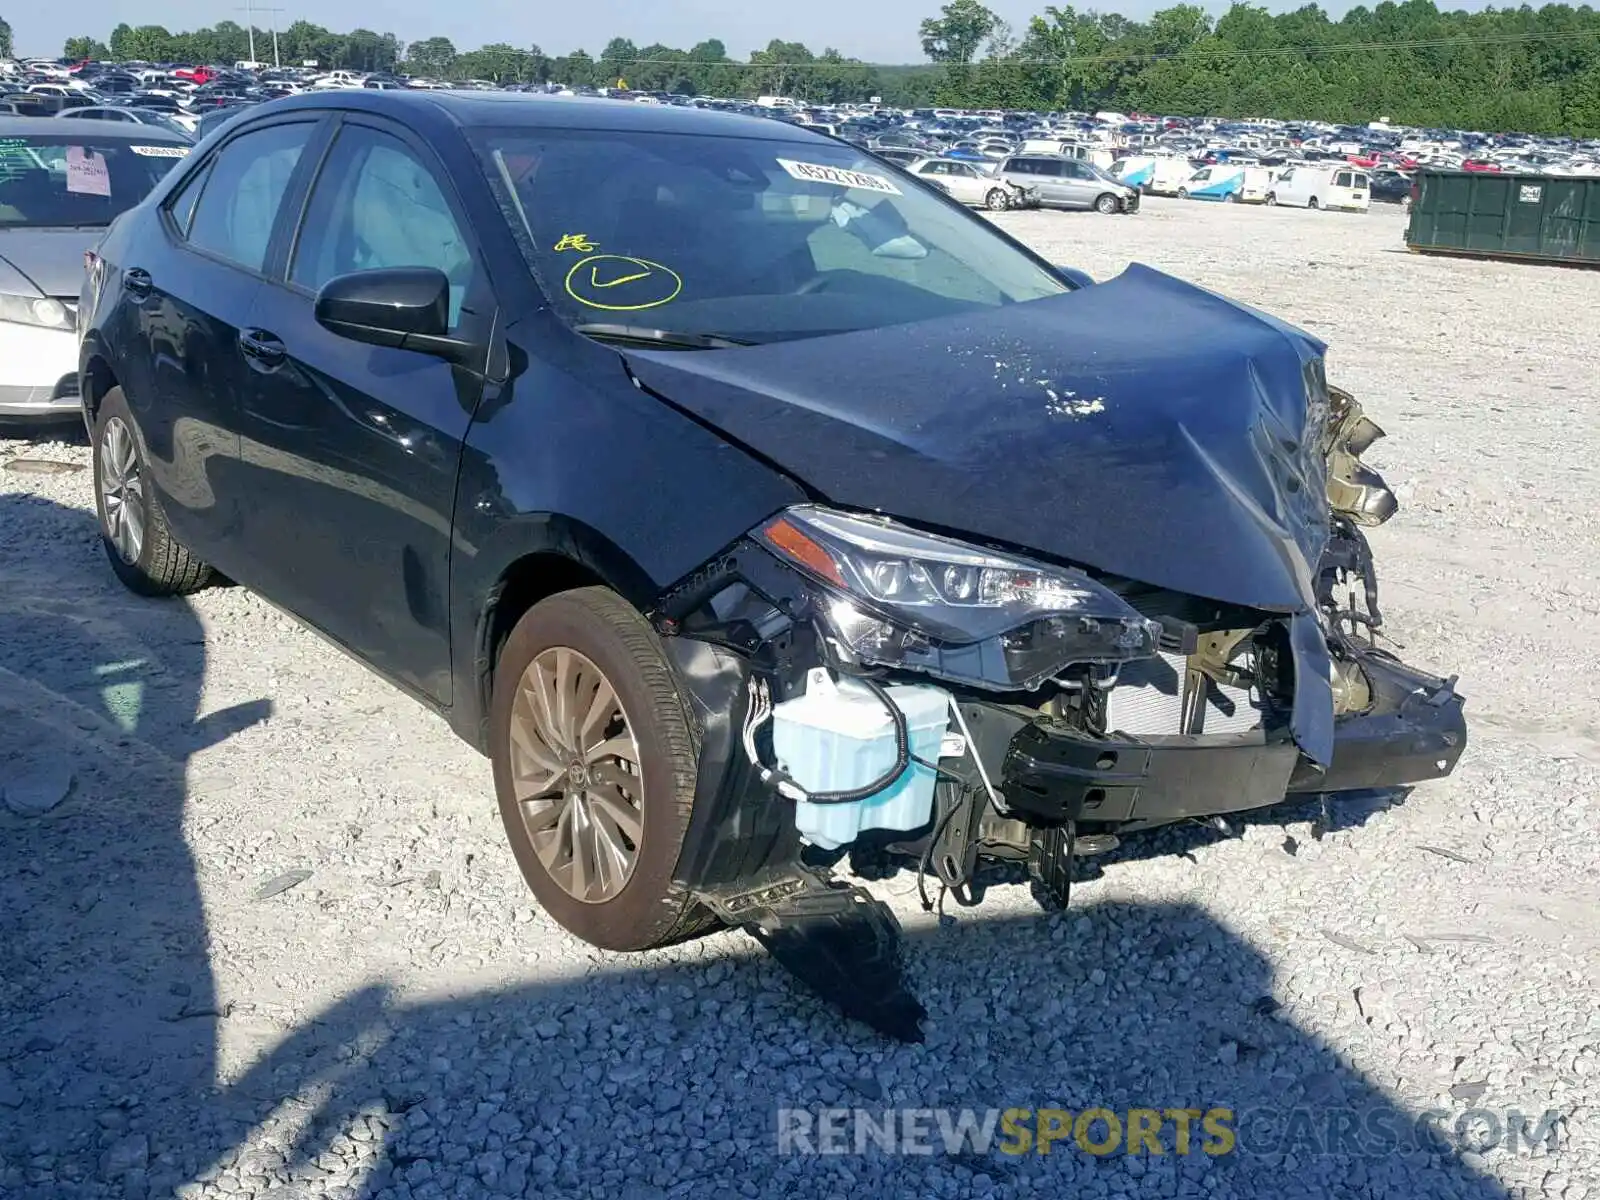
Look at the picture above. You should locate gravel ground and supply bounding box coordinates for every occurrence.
[2,198,1597,1200]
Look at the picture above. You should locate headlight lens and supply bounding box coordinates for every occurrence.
[756,505,1161,691]
[0,292,75,331]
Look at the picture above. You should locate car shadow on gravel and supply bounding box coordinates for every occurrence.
[0,493,270,1198]
[0,500,1516,1200]
[165,906,1517,1199]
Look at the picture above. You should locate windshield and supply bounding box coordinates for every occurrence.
[475,127,1068,344]
[0,135,187,228]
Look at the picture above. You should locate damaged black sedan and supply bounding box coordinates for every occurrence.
[78,92,1466,1040]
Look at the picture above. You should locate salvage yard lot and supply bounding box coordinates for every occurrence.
[3,199,1598,1199]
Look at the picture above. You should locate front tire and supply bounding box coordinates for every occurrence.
[490,586,714,951]
[92,387,212,597]
[1308,197,1320,210]
[985,188,1011,212]
[1266,193,1277,206]
[1223,191,1237,203]
[1094,193,1118,214]
[1177,187,1189,200]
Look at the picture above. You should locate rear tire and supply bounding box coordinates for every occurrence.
[1223,191,1237,203]
[490,586,716,952]
[1177,187,1189,200]
[1094,193,1118,215]
[92,386,213,597]
[1308,197,1320,210]
[985,188,1011,212]
[1266,193,1277,206]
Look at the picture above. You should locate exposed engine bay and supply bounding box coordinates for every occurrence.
[649,384,1466,1042]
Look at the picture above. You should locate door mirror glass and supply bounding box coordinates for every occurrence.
[313,267,477,363]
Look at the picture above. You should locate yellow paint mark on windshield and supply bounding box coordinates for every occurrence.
[553,233,598,253]
[564,255,683,312]
[591,265,650,288]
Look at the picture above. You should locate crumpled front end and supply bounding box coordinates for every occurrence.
[634,282,1465,1040]
[1004,384,1465,829]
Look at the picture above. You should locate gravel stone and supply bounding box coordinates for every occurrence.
[2,762,74,815]
[99,1134,148,1178]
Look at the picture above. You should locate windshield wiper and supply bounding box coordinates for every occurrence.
[574,323,753,350]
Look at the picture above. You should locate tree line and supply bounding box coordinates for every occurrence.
[13,1,1600,135]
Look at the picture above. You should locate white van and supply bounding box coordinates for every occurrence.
[1178,164,1275,204]
[1267,165,1371,211]
[1111,156,1194,196]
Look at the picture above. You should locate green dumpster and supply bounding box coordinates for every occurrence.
[1405,171,1600,267]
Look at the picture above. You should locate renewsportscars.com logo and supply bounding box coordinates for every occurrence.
[777,1106,1566,1158]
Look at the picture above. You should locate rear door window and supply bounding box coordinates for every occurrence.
[166,159,214,237]
[1335,171,1353,188]
[186,121,315,272]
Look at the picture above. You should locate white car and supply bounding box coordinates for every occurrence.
[906,156,1037,211]
[0,119,191,423]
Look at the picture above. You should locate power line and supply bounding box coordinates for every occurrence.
[598,28,1600,70]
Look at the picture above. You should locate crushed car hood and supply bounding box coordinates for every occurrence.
[625,263,1332,615]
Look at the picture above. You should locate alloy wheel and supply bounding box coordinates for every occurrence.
[98,416,146,566]
[508,646,644,903]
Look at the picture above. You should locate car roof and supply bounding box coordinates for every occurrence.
[0,114,190,142]
[257,89,829,143]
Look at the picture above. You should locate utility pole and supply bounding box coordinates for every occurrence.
[261,6,283,68]
[235,4,283,67]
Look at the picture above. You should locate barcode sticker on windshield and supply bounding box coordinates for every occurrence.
[777,158,902,196]
[130,145,190,158]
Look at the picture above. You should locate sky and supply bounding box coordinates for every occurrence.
[12,0,1486,63]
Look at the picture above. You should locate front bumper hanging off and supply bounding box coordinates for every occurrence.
[1003,653,1466,830]
[660,624,1466,1043]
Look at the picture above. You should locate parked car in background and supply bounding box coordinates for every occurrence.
[56,106,197,141]
[905,155,1036,210]
[125,93,200,133]
[999,154,1139,213]
[195,103,257,141]
[0,117,190,423]
[868,147,921,168]
[1367,169,1414,205]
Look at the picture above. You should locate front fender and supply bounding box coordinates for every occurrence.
[444,315,806,746]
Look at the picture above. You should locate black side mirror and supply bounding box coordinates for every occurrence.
[313,267,478,365]
[1054,264,1095,289]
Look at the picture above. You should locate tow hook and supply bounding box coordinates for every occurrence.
[698,868,927,1042]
